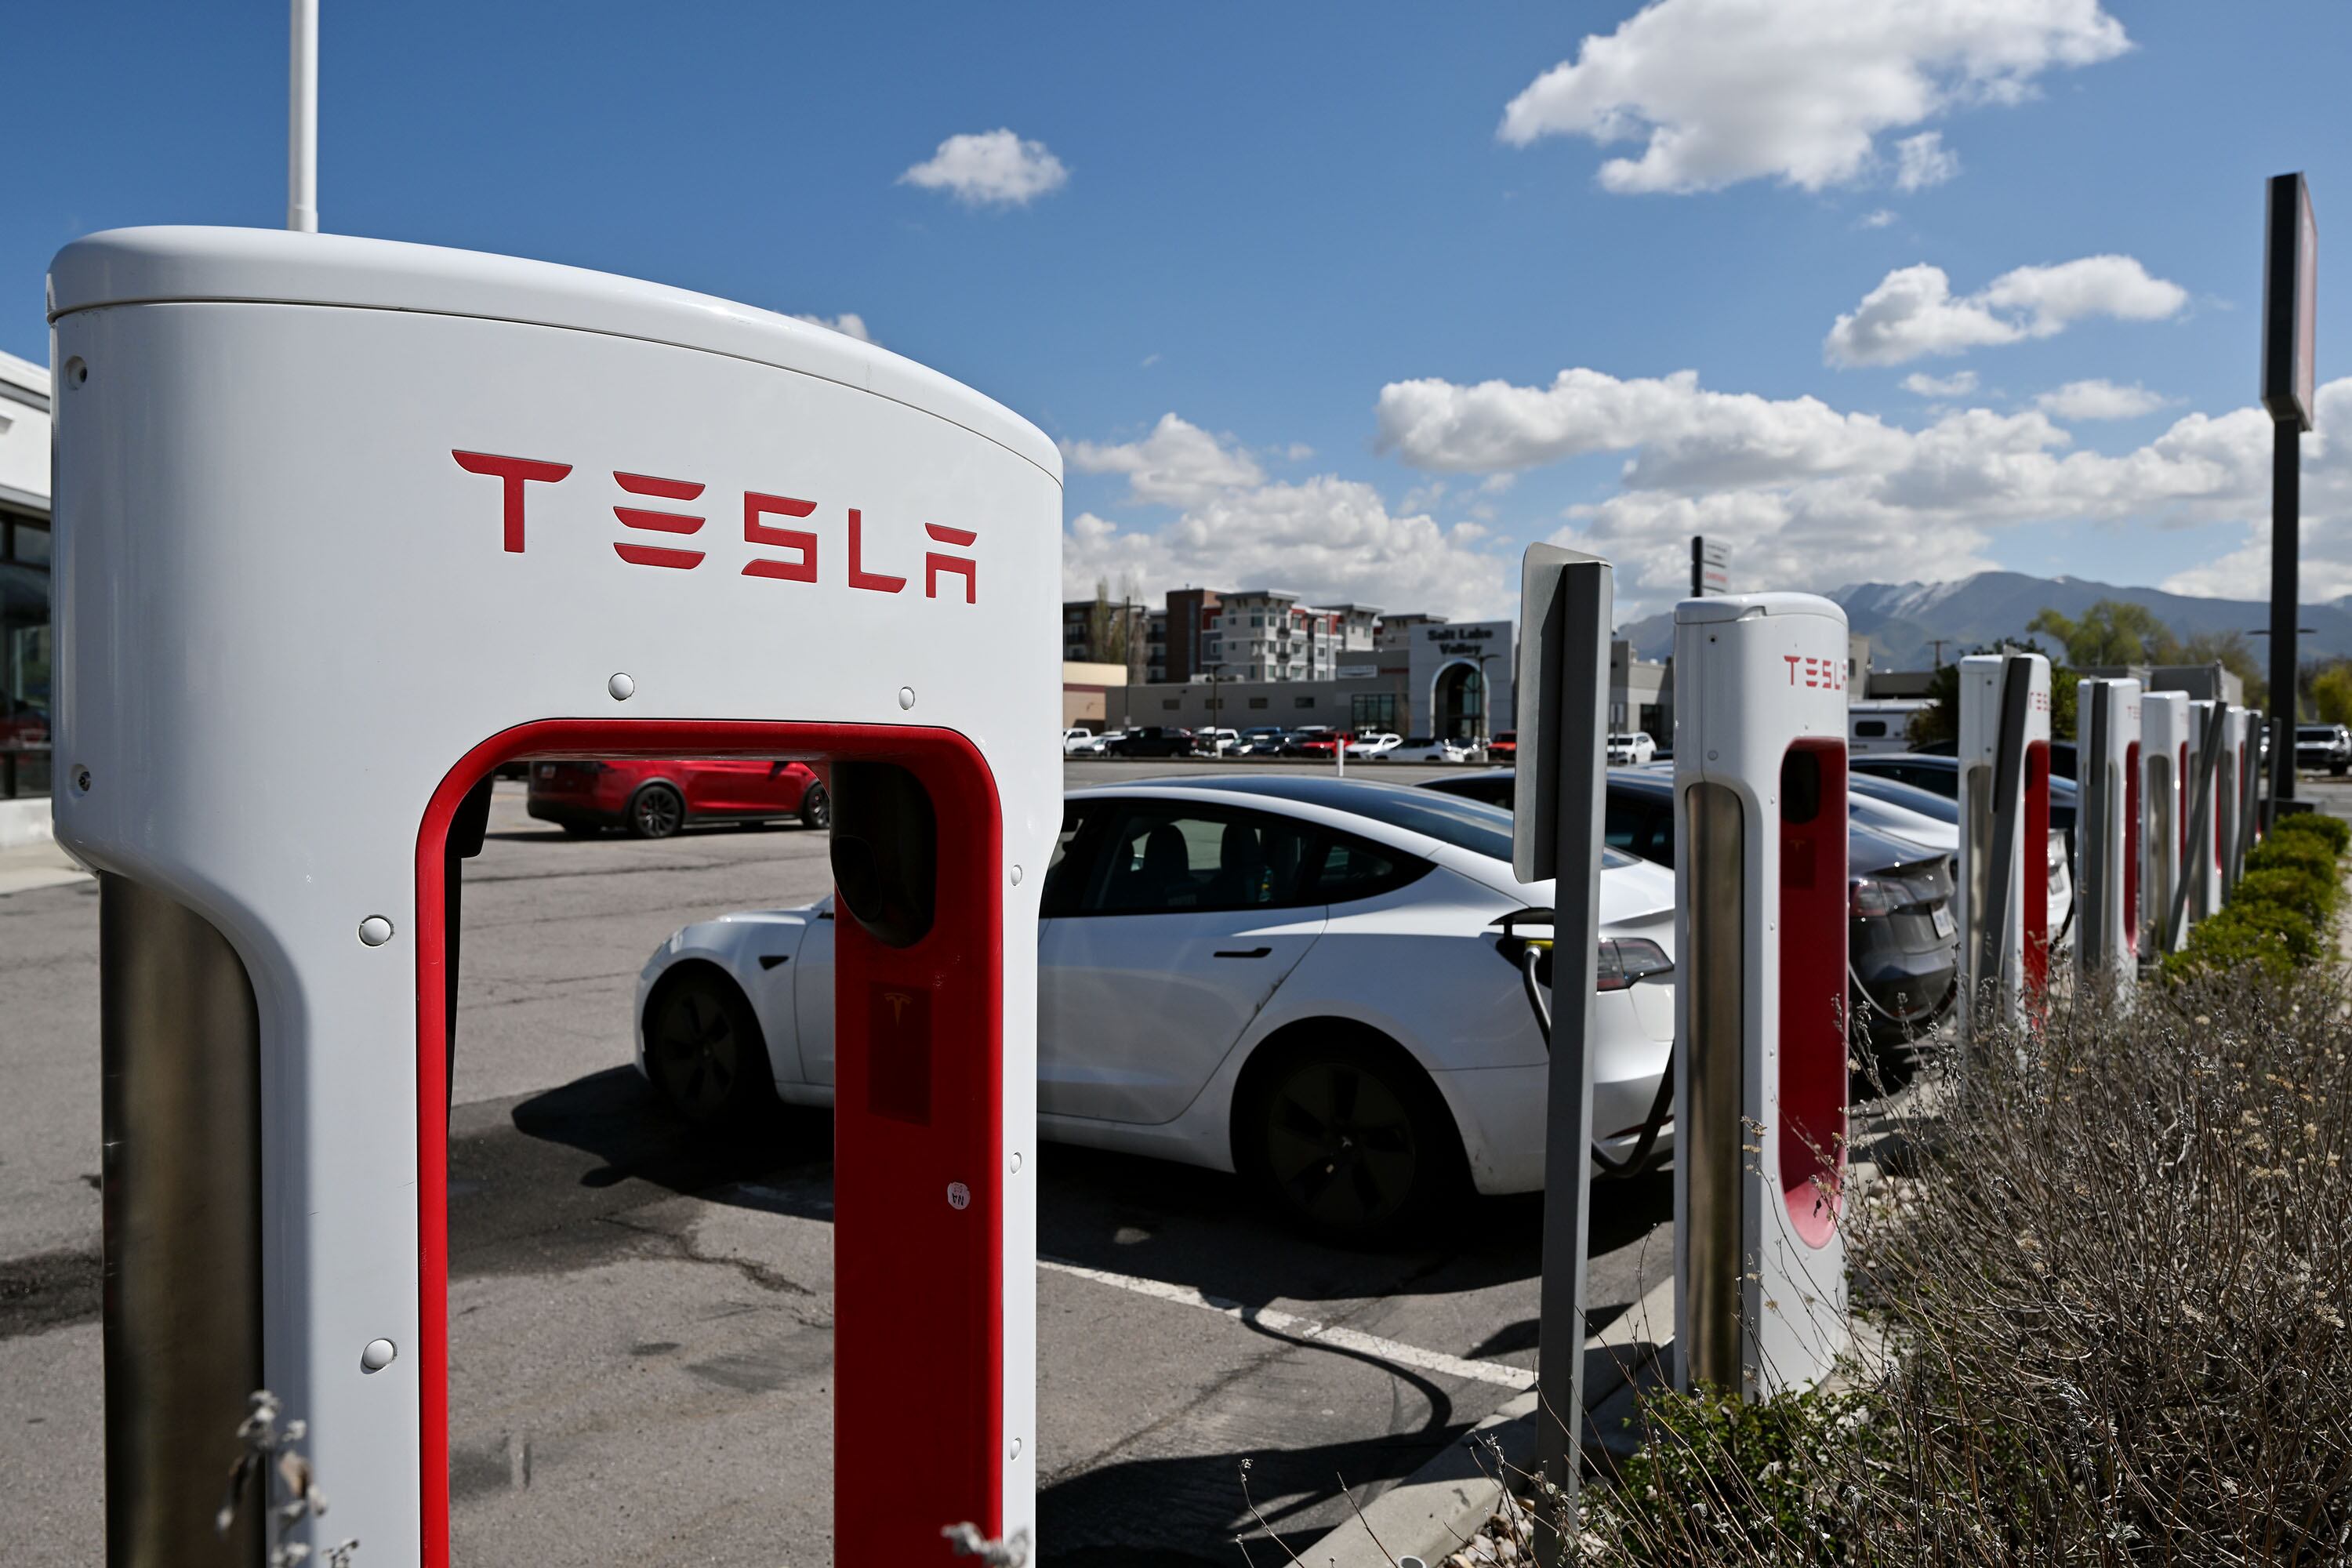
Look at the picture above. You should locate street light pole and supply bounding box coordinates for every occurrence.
[288,0,319,233]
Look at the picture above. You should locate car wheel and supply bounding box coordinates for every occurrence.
[628,783,685,839]
[2334,761,2348,776]
[799,782,832,830]
[644,967,774,1125]
[560,822,601,839]
[1237,1034,1465,1244]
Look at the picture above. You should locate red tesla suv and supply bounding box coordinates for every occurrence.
[526,758,829,840]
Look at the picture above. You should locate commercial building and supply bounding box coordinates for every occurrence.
[1610,641,1670,738]
[1062,661,1130,730]
[1061,597,1147,677]
[0,349,51,847]
[1202,590,1377,682]
[1162,587,1221,683]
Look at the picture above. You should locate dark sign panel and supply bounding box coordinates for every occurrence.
[1690,535,1731,597]
[2263,172,2318,430]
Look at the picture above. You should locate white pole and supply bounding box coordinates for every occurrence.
[288,0,319,232]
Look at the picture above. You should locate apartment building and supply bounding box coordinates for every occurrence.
[1202,590,1381,682]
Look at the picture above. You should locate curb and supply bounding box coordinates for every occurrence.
[1309,1270,1676,1568]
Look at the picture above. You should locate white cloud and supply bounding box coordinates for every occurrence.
[1824,255,2187,366]
[789,312,873,343]
[1860,209,1899,229]
[1061,413,1265,508]
[1496,0,2128,194]
[1902,369,1979,397]
[898,129,1069,208]
[2034,379,2166,420]
[1377,362,2347,619]
[1893,131,1959,191]
[1063,480,1515,622]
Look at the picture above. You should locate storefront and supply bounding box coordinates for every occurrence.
[1,350,53,839]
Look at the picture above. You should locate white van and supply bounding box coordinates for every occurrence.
[1847,700,1932,755]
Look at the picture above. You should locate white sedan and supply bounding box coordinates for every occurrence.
[633,776,1678,1239]
[1376,736,1473,764]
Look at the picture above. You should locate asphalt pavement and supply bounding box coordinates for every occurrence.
[0,767,1670,1566]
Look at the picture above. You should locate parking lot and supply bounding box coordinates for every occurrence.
[0,761,1672,1566]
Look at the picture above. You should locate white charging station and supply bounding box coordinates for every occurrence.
[2140,691,2190,955]
[2074,678,2140,985]
[2227,705,2259,890]
[53,228,1058,1567]
[1671,593,1850,1397]
[2186,699,2226,922]
[1956,652,2053,1029]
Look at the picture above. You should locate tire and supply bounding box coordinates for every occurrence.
[799,782,832,830]
[560,822,602,839]
[2333,761,2348,777]
[628,782,685,840]
[1235,1033,1466,1245]
[643,967,774,1126]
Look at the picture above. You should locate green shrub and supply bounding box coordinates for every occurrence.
[2164,902,2315,982]
[2248,831,2338,883]
[2274,810,2351,857]
[2233,866,2336,927]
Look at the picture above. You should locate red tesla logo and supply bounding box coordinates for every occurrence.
[1781,655,1847,692]
[452,451,978,601]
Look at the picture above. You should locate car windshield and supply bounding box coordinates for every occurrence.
[1174,775,1635,869]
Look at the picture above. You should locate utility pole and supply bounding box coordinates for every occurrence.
[288,0,319,233]
[1929,639,1951,668]
[2263,172,2318,818]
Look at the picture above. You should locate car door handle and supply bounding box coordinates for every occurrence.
[1214,946,1272,959]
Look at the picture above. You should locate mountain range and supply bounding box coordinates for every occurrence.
[1616,572,2352,673]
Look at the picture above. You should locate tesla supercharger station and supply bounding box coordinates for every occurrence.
[1955,652,2052,1033]
[2140,691,2190,955]
[2074,678,2140,986]
[2188,700,2227,920]
[2227,705,2259,889]
[52,229,1057,1567]
[1671,593,1849,1398]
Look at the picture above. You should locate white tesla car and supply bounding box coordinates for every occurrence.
[633,776,1678,1239]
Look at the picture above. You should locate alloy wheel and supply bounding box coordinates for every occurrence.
[1261,1059,1420,1232]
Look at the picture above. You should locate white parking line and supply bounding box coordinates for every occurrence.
[1040,1256,1537,1392]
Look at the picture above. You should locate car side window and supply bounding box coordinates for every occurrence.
[1302,830,1426,905]
[1078,805,1316,916]
[1603,791,1645,854]
[1040,806,1096,918]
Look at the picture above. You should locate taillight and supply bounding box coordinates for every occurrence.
[1595,937,1673,992]
[1849,876,1898,917]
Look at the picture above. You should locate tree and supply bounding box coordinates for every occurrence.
[2025,601,2183,668]
[2313,662,2352,728]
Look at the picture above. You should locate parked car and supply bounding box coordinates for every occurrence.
[1486,730,1517,763]
[1606,732,1657,764]
[1345,732,1403,759]
[1105,726,1201,758]
[635,776,1679,1240]
[1233,726,1290,755]
[1292,730,1353,760]
[1062,728,1098,756]
[1845,753,2075,939]
[528,758,829,840]
[1278,725,1334,756]
[1197,727,1242,756]
[2298,724,2352,775]
[1421,767,1963,1060]
[1377,736,1472,764]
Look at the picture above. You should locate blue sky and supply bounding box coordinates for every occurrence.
[9,2,2349,622]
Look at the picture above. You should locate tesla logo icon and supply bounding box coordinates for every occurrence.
[453,450,978,601]
[866,980,932,1126]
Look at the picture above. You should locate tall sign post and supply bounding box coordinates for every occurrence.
[1690,535,1730,598]
[2263,172,2317,818]
[1512,544,1613,1566]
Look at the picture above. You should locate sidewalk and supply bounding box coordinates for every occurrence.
[0,837,90,896]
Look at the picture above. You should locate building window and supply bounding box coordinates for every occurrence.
[1294,695,1315,709]
[2,510,53,800]
[1248,697,1269,710]
[1350,693,1398,731]
[1163,699,1180,710]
